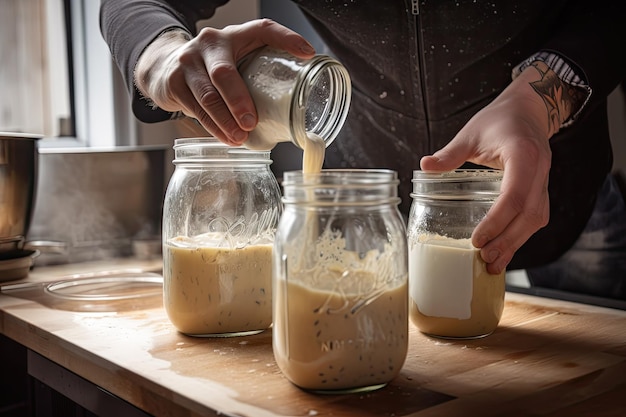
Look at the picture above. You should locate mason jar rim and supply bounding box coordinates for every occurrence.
[282,169,401,206]
[172,137,272,165]
[290,56,352,150]
[282,168,400,185]
[412,169,503,181]
[411,169,502,201]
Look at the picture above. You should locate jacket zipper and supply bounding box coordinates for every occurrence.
[411,0,419,15]
[408,0,432,150]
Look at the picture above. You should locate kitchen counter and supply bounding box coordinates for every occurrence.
[1,259,625,417]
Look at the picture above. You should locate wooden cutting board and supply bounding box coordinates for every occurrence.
[1,261,625,417]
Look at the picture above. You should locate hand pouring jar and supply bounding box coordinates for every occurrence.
[162,138,282,337]
[273,169,408,393]
[238,46,351,151]
[407,169,504,339]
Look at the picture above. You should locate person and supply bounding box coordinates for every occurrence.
[99,0,626,300]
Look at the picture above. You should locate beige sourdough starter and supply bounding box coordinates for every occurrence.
[274,271,408,391]
[274,139,408,391]
[163,234,273,336]
[409,234,505,338]
[162,131,324,336]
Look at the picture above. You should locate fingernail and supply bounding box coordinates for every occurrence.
[484,249,499,264]
[232,129,247,143]
[474,233,488,248]
[240,113,256,130]
[300,43,315,55]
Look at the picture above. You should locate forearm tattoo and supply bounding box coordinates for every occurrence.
[529,61,587,136]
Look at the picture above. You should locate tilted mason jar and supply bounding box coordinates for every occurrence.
[273,169,408,393]
[407,169,504,339]
[238,46,351,151]
[162,138,282,337]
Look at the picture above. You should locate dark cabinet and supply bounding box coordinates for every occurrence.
[0,335,151,417]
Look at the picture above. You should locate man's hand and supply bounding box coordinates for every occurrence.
[134,19,315,145]
[420,62,580,274]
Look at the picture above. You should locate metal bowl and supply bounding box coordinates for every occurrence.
[0,132,41,253]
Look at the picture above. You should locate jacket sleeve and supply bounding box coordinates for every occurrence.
[541,0,626,115]
[99,0,229,122]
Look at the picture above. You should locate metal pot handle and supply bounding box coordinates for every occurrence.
[23,240,68,255]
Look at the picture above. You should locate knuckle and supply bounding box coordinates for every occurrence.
[196,26,221,43]
[197,87,223,109]
[196,112,217,131]
[255,18,277,31]
[176,47,197,66]
[208,61,238,83]
[195,93,240,135]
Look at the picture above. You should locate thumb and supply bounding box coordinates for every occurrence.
[420,140,469,172]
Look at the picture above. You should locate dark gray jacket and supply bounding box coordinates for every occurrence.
[100,0,626,269]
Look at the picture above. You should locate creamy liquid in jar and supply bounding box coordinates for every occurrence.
[409,234,505,338]
[163,234,272,336]
[274,135,408,391]
[274,276,407,391]
[302,131,326,174]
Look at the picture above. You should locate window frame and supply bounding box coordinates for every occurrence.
[64,0,123,148]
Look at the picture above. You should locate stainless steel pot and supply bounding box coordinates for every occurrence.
[0,132,41,252]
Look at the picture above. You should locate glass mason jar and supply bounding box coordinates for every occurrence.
[273,169,408,393]
[238,46,351,151]
[407,169,504,339]
[162,138,282,337]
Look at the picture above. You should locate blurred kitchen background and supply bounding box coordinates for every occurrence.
[1,0,625,266]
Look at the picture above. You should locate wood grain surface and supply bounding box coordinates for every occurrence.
[1,260,625,417]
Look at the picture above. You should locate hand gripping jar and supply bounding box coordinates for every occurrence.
[407,169,504,339]
[162,138,282,337]
[238,46,351,151]
[273,169,408,393]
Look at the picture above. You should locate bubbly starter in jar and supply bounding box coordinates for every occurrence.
[274,138,408,391]
[162,131,323,337]
[274,233,408,392]
[409,233,505,338]
[163,234,272,336]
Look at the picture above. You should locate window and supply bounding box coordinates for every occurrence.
[1,0,263,149]
[0,0,127,147]
[0,0,71,138]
